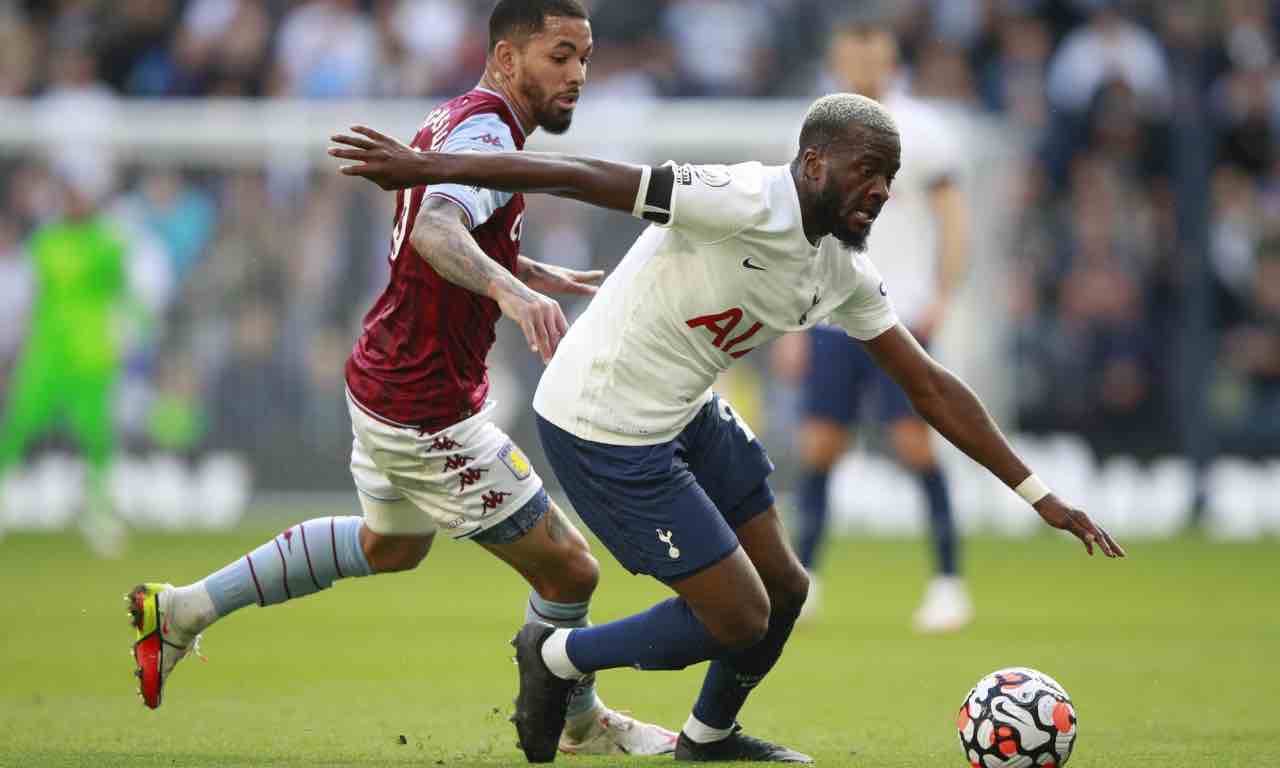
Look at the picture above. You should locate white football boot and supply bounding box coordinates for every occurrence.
[559,706,679,756]
[913,576,974,634]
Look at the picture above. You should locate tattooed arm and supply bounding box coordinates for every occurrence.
[411,197,567,362]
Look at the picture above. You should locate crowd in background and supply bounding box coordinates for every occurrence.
[2,0,1280,488]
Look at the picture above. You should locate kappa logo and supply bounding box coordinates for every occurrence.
[656,529,680,559]
[431,436,462,452]
[481,490,511,515]
[498,442,532,481]
[458,467,487,491]
[741,257,767,271]
[444,454,474,471]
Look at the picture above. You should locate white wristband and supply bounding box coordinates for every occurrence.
[1014,474,1051,506]
[630,165,653,219]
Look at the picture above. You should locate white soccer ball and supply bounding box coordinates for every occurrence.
[956,667,1077,767]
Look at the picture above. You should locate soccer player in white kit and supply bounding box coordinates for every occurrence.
[331,93,1125,764]
[780,18,976,632]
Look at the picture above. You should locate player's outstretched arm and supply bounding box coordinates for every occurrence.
[863,325,1126,558]
[516,256,604,297]
[413,197,567,363]
[330,126,643,214]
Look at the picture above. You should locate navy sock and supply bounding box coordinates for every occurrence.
[691,602,801,729]
[565,597,725,673]
[794,470,830,570]
[919,468,958,576]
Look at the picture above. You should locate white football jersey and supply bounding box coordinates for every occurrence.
[865,93,962,327]
[533,161,899,446]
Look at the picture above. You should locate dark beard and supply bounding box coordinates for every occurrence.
[817,181,868,251]
[520,79,574,134]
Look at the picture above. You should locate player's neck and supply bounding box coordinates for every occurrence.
[478,71,537,135]
[790,162,825,248]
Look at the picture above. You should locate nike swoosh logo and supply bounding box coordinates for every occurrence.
[742,258,767,271]
[879,282,887,296]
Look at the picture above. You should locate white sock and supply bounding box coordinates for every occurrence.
[540,628,585,681]
[170,582,218,636]
[683,713,733,744]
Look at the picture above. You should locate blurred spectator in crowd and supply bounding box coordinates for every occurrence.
[661,0,776,96]
[146,350,207,457]
[1218,247,1280,441]
[977,10,1053,130]
[173,0,273,96]
[272,0,377,98]
[1046,2,1171,118]
[371,0,479,98]
[96,0,180,96]
[113,170,216,284]
[0,4,37,97]
[207,294,303,468]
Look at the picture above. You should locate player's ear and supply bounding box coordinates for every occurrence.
[492,39,520,80]
[801,147,826,185]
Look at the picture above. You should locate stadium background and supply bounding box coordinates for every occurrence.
[0,2,1278,766]
[4,0,1279,539]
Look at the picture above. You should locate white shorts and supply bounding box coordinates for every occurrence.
[347,390,543,539]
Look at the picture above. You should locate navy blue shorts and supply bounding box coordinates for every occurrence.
[536,394,775,583]
[804,325,916,425]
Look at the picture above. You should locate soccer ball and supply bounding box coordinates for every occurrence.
[956,667,1077,767]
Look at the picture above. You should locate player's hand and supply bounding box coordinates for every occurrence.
[329,126,427,191]
[518,257,604,297]
[495,285,568,364]
[1034,495,1126,558]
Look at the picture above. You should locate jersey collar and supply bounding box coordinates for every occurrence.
[475,86,531,140]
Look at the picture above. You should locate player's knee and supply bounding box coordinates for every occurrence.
[710,593,771,650]
[800,423,847,471]
[532,547,599,603]
[767,564,810,620]
[362,530,433,573]
[562,546,600,597]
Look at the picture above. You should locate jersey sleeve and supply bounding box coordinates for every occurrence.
[630,161,770,243]
[424,112,517,230]
[826,252,900,341]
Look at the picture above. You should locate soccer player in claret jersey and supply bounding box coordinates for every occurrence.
[330,94,1126,763]
[126,1,676,760]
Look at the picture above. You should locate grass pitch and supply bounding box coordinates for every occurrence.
[0,514,1275,767]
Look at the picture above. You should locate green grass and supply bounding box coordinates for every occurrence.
[0,522,1276,767]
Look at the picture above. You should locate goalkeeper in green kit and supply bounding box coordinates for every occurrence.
[0,171,128,555]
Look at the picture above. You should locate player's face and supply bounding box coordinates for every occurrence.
[515,16,593,135]
[817,131,900,251]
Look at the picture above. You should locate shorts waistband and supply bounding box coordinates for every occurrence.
[345,388,480,435]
